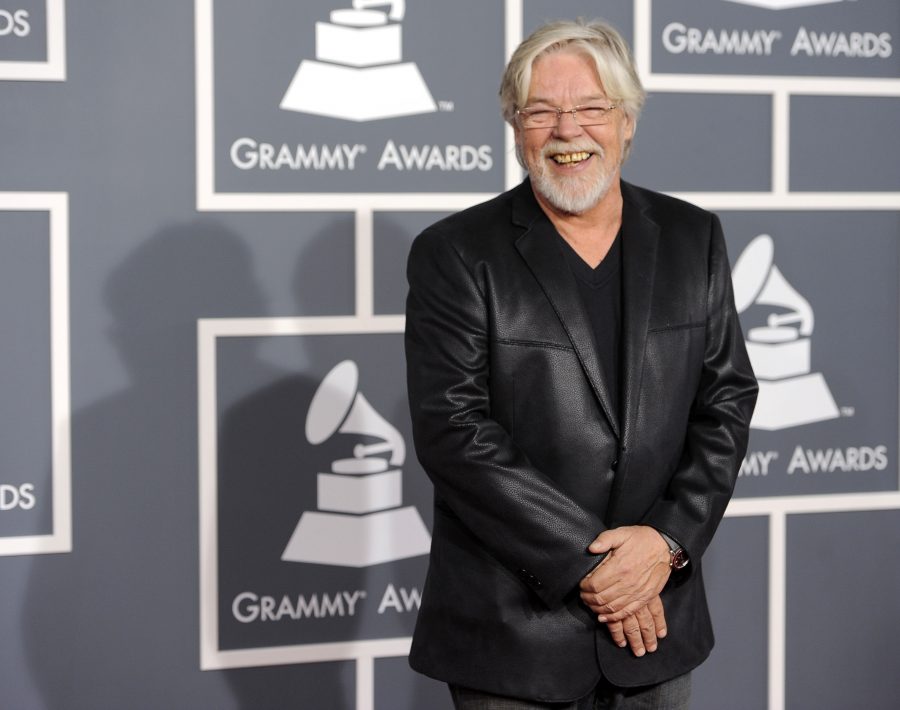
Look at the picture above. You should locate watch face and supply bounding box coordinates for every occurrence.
[671,549,689,570]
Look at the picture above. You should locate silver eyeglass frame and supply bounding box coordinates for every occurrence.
[515,103,620,129]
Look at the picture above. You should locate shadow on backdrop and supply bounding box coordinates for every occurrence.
[217,221,376,710]
[21,216,439,710]
[22,221,274,710]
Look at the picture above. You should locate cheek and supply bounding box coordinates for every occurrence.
[604,126,629,160]
[522,138,547,168]
[523,133,542,154]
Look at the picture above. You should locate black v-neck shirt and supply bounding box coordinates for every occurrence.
[558,230,622,420]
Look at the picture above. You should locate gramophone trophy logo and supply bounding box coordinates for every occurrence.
[280,0,437,122]
[282,359,431,566]
[732,234,839,431]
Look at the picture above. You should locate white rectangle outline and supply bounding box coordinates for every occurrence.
[635,0,900,88]
[194,0,518,213]
[0,0,66,81]
[631,0,900,209]
[0,193,71,556]
[198,315,410,672]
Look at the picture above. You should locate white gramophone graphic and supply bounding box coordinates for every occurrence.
[732,234,840,430]
[280,0,437,121]
[282,360,431,566]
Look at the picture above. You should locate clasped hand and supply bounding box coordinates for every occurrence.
[579,525,672,657]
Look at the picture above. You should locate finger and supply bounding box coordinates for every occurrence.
[621,615,646,657]
[589,568,667,619]
[648,595,667,639]
[598,597,648,623]
[581,599,605,615]
[579,595,604,615]
[605,620,627,648]
[580,569,628,597]
[588,528,627,554]
[579,580,624,606]
[580,589,618,616]
[634,606,658,653]
[581,588,626,619]
[578,571,613,594]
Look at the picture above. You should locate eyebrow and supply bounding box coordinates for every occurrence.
[523,94,611,107]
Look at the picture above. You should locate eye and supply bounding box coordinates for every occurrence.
[577,106,609,121]
[522,109,555,127]
[519,108,559,128]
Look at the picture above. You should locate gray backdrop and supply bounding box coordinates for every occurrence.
[1,1,898,709]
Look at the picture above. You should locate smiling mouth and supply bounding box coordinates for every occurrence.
[550,151,593,165]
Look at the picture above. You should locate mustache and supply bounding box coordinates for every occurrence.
[541,141,604,158]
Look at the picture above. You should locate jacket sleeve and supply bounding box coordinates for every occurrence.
[642,214,758,563]
[405,226,605,608]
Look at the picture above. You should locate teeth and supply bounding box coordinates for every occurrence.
[552,151,591,164]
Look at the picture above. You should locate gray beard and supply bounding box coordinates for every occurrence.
[526,149,618,215]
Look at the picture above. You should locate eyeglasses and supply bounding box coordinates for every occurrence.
[515,103,620,129]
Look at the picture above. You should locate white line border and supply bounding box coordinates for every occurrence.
[0,192,71,556]
[0,0,66,82]
[632,0,900,209]
[194,0,516,213]
[634,0,900,91]
[198,315,407,671]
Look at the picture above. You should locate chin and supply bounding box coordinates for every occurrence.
[532,167,617,215]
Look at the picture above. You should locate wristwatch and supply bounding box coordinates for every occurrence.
[659,531,689,570]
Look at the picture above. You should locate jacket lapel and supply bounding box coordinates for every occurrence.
[512,183,620,438]
[619,183,659,451]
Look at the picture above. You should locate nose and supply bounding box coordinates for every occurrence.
[552,109,583,139]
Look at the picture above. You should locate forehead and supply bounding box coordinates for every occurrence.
[526,49,606,103]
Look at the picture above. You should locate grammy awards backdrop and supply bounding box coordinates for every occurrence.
[0,2,898,709]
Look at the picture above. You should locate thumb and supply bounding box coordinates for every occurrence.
[588,528,627,554]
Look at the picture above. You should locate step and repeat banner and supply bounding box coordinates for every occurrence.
[2,2,899,710]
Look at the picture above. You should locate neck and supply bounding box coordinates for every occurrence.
[533,179,624,267]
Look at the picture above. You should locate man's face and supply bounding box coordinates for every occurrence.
[515,49,634,215]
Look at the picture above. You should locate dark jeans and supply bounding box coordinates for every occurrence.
[449,673,691,710]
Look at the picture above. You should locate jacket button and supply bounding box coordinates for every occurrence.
[611,459,619,471]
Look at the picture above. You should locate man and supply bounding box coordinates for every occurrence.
[404,19,757,710]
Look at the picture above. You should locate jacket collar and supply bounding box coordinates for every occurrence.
[511,179,660,443]
[619,181,660,452]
